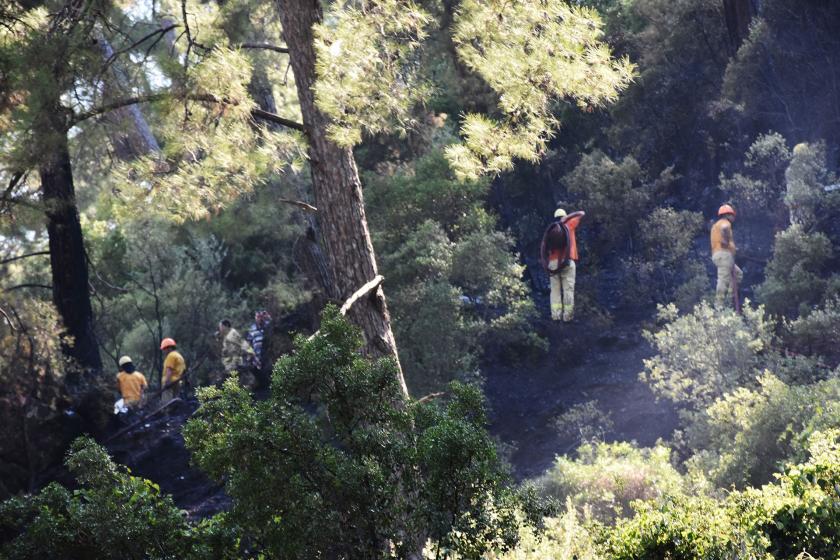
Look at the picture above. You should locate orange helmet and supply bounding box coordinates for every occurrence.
[718,204,736,217]
[160,337,176,350]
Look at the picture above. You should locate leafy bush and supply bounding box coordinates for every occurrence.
[784,142,830,229]
[719,131,791,215]
[603,494,754,560]
[553,400,614,445]
[735,430,840,559]
[755,224,838,318]
[536,442,684,523]
[641,302,776,411]
[563,150,654,253]
[485,501,602,560]
[184,307,521,559]
[786,297,840,362]
[686,373,840,489]
[619,207,705,307]
[0,438,237,559]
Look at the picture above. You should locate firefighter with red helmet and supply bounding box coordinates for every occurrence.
[710,204,743,309]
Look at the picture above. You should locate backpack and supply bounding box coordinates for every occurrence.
[541,221,571,274]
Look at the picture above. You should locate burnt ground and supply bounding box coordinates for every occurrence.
[484,312,680,480]
[104,397,229,518]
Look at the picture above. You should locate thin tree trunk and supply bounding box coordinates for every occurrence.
[97,36,161,158]
[40,118,102,373]
[723,0,756,55]
[276,0,408,397]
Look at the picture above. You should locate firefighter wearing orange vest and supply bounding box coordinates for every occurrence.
[710,204,743,308]
[540,208,585,322]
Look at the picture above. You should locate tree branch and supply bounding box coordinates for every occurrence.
[4,284,52,292]
[0,251,50,266]
[251,107,305,131]
[339,275,384,316]
[238,42,289,54]
[416,392,445,404]
[308,276,386,341]
[277,197,317,213]
[71,92,306,133]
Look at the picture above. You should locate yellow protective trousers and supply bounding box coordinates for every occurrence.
[549,260,576,322]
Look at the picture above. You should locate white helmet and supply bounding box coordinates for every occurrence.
[118,355,133,367]
[554,208,567,219]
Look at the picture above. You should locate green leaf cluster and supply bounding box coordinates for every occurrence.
[447,0,634,179]
[314,0,433,147]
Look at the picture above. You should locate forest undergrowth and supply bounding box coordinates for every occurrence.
[4,0,840,558]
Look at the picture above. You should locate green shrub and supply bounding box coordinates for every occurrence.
[553,400,614,446]
[563,150,654,253]
[603,494,755,560]
[786,297,840,361]
[734,430,840,559]
[535,441,684,523]
[619,207,705,307]
[719,131,791,215]
[183,307,521,559]
[367,151,544,393]
[686,373,840,489]
[784,142,830,229]
[756,225,837,318]
[0,438,237,560]
[486,500,603,560]
[641,302,776,411]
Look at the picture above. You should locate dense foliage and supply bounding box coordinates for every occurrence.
[184,307,522,559]
[0,438,238,559]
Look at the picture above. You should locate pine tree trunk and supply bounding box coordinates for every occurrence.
[276,0,408,397]
[723,0,756,54]
[40,117,102,373]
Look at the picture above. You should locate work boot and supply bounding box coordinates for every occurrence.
[562,307,574,322]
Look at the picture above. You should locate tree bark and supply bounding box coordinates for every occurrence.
[39,110,102,373]
[275,0,408,397]
[723,0,756,55]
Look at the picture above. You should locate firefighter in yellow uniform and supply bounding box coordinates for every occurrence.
[710,204,743,308]
[116,355,148,409]
[160,338,186,404]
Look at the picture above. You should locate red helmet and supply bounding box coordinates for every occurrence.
[160,337,176,350]
[718,204,736,217]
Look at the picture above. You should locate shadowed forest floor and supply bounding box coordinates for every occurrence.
[485,314,679,479]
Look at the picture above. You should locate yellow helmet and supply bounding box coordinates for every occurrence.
[554,208,567,219]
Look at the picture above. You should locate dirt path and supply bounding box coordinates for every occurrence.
[484,316,679,479]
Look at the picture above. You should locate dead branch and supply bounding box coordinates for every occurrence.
[277,197,317,213]
[0,251,49,266]
[71,92,305,132]
[4,284,52,292]
[0,305,16,331]
[238,42,289,54]
[308,275,386,341]
[251,107,305,132]
[340,275,384,316]
[103,397,183,443]
[415,392,445,404]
